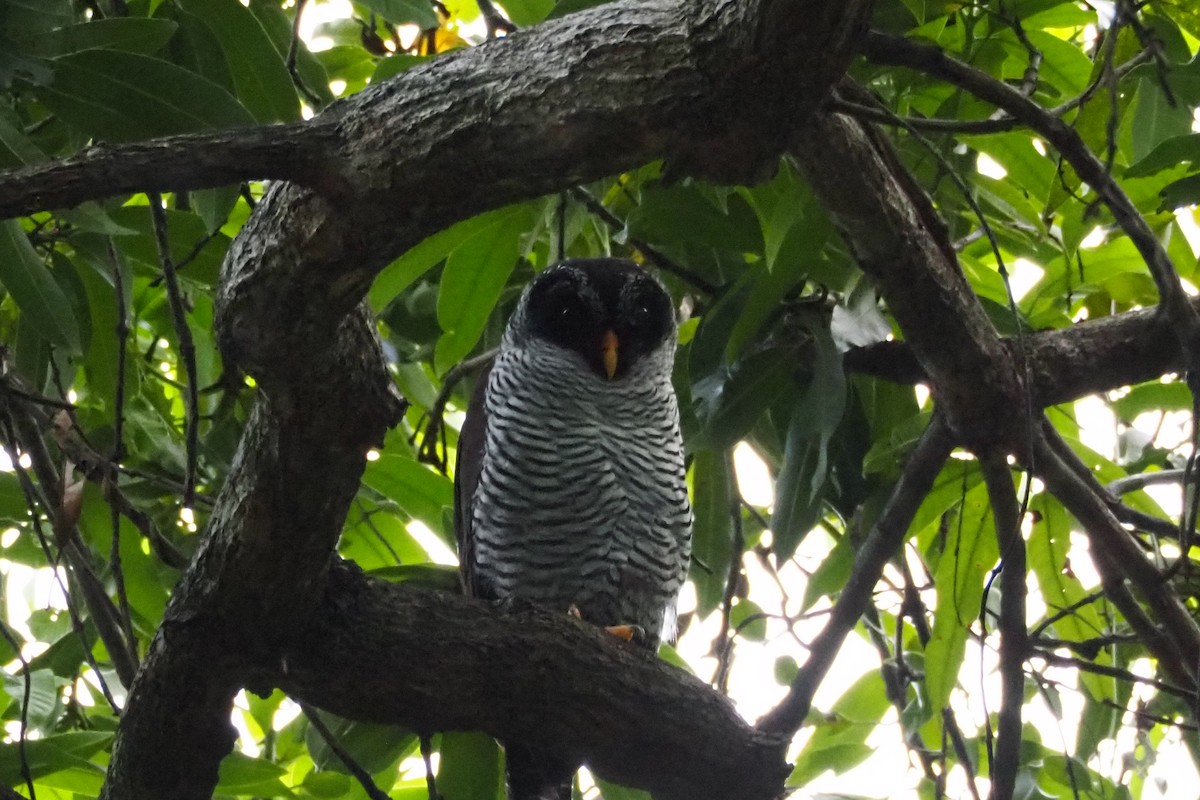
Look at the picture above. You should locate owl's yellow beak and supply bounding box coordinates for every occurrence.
[601,329,619,379]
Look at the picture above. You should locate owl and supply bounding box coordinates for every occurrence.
[454,258,692,799]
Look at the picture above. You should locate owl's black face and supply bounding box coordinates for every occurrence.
[524,258,675,381]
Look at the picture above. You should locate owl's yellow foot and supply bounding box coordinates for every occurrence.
[604,624,645,643]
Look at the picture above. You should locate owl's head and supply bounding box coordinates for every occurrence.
[511,258,677,381]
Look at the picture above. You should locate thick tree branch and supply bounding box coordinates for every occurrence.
[844,298,1190,405]
[792,111,1025,451]
[217,0,869,381]
[277,561,790,800]
[101,1,870,798]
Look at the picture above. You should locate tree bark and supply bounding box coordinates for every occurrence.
[91,1,872,798]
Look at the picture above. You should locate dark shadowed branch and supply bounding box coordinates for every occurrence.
[980,455,1026,800]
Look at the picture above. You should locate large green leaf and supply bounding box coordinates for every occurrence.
[16,17,178,57]
[215,752,292,798]
[0,219,81,353]
[0,731,109,789]
[1027,493,1113,700]
[921,481,996,740]
[770,314,845,560]
[181,0,299,123]
[437,732,504,800]
[29,49,254,141]
[305,713,417,775]
[434,205,535,371]
[788,671,891,786]
[362,453,455,546]
[690,448,734,617]
[499,0,555,25]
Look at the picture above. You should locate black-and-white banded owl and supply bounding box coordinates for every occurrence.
[454,258,692,800]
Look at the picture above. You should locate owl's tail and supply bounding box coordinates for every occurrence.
[505,741,573,800]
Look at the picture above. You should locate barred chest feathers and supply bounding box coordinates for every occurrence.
[458,258,692,647]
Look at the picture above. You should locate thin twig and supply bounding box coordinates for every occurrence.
[568,187,718,294]
[147,192,200,509]
[106,240,138,662]
[300,703,391,800]
[286,0,325,108]
[419,734,439,800]
[417,348,497,473]
[0,619,36,800]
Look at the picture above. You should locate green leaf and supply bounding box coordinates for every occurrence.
[1156,173,1200,212]
[771,315,845,560]
[499,0,555,25]
[102,206,232,288]
[437,732,503,800]
[1126,133,1200,178]
[359,0,440,29]
[789,671,891,786]
[690,449,733,617]
[1132,78,1195,163]
[691,345,795,450]
[595,778,652,800]
[362,453,455,546]
[434,205,534,371]
[215,752,293,797]
[28,49,254,141]
[306,713,418,775]
[0,219,81,353]
[2,668,60,733]
[370,210,494,312]
[0,732,109,791]
[181,0,300,123]
[17,18,178,57]
[922,481,996,736]
[372,53,429,83]
[1028,494,1111,701]
[247,0,335,107]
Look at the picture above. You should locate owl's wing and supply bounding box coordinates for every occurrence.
[453,359,494,598]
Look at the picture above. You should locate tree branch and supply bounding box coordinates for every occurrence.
[980,455,1026,800]
[844,297,1191,406]
[758,413,954,735]
[277,561,790,800]
[860,30,1200,377]
[0,123,339,220]
[99,1,870,797]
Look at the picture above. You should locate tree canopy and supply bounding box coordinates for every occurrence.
[0,0,1199,798]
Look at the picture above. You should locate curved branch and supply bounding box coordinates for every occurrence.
[277,561,790,800]
[101,1,870,797]
[0,123,340,220]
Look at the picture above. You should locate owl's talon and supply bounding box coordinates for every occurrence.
[604,624,646,644]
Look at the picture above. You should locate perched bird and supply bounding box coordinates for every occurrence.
[454,257,693,800]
